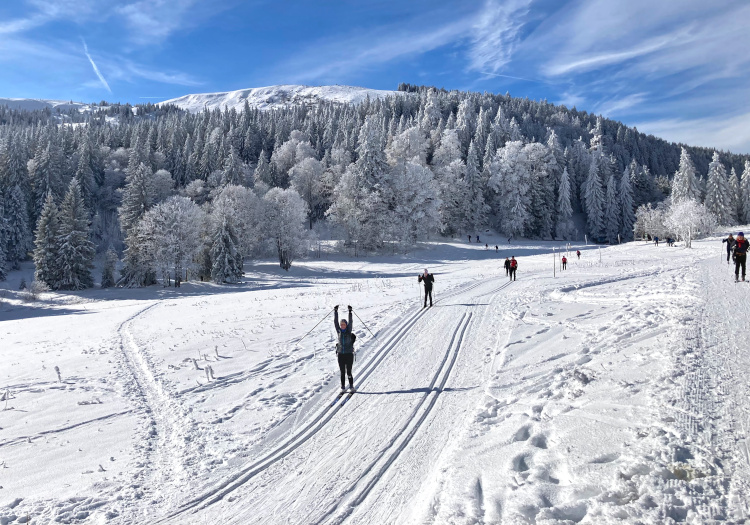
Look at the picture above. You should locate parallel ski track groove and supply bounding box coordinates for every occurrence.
[316,312,473,525]
[161,278,489,520]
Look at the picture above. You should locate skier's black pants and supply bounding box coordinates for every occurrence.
[735,254,747,279]
[727,248,732,262]
[562,262,567,270]
[337,353,354,388]
[423,287,433,307]
[509,268,516,281]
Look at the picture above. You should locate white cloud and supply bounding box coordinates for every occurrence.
[594,93,647,117]
[467,0,532,74]
[82,38,112,93]
[635,111,750,154]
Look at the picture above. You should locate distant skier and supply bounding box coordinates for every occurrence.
[334,305,356,393]
[733,232,748,282]
[723,234,736,263]
[509,257,518,281]
[576,250,581,259]
[467,235,471,243]
[654,236,659,246]
[504,257,511,276]
[495,245,498,253]
[418,269,435,308]
[485,243,488,250]
[562,256,567,270]
[476,236,480,243]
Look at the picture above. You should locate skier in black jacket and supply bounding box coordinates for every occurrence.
[723,234,736,263]
[334,305,355,392]
[418,269,435,308]
[733,232,748,282]
[504,257,511,276]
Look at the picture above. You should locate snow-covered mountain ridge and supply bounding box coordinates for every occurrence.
[159,84,402,113]
[0,98,94,112]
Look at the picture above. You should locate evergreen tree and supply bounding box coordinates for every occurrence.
[605,172,620,244]
[741,160,750,224]
[728,167,741,224]
[463,140,487,233]
[119,162,154,234]
[555,167,574,240]
[671,148,700,203]
[704,152,732,225]
[33,193,60,287]
[101,246,118,288]
[4,184,32,268]
[210,216,244,283]
[222,146,245,187]
[619,166,636,241]
[583,154,604,239]
[56,180,95,290]
[75,140,96,209]
[118,227,156,287]
[29,143,63,220]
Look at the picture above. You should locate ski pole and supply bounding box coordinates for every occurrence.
[296,308,335,346]
[352,309,376,338]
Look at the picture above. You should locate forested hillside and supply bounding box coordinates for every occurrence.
[0,85,748,288]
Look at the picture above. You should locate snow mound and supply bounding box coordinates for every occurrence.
[0,98,93,112]
[160,84,402,113]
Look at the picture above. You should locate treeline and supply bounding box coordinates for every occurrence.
[0,86,748,288]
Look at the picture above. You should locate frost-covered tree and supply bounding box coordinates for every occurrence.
[488,141,532,237]
[139,196,205,284]
[33,193,60,287]
[262,187,309,270]
[619,165,636,241]
[665,199,717,248]
[221,146,245,187]
[741,160,750,224]
[56,180,95,290]
[728,167,741,224]
[555,167,574,240]
[210,216,243,283]
[605,172,620,243]
[704,152,732,225]
[211,185,260,256]
[463,140,488,234]
[119,162,154,234]
[4,185,32,268]
[671,148,701,203]
[29,143,64,220]
[583,154,604,239]
[290,157,325,228]
[101,246,117,288]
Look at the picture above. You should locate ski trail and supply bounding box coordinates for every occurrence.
[313,313,473,525]
[113,302,201,520]
[160,278,492,521]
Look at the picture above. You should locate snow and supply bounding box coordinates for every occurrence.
[2,233,750,524]
[159,85,403,113]
[0,98,93,112]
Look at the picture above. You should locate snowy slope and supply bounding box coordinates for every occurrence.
[160,84,402,113]
[2,235,750,524]
[0,98,93,112]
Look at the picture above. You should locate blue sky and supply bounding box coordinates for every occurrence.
[1,0,749,153]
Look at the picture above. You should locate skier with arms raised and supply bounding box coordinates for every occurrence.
[334,305,356,393]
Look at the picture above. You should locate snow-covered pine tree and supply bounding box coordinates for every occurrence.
[210,216,244,283]
[671,148,701,203]
[221,146,245,187]
[555,167,574,240]
[32,193,60,287]
[488,141,532,237]
[704,152,732,225]
[605,172,620,244]
[56,180,95,290]
[29,143,63,221]
[100,246,117,288]
[254,150,273,187]
[119,162,154,235]
[526,142,555,239]
[741,160,750,223]
[290,157,325,228]
[4,185,32,268]
[75,140,96,210]
[583,154,604,239]
[463,140,488,233]
[728,167,741,224]
[619,165,636,241]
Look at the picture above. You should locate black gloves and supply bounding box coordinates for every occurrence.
[347,305,352,311]
[334,305,339,311]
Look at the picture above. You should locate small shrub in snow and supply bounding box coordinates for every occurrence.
[22,280,49,302]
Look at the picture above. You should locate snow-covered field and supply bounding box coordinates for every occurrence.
[159,85,402,113]
[2,234,750,524]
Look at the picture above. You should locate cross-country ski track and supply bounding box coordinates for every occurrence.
[4,236,750,524]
